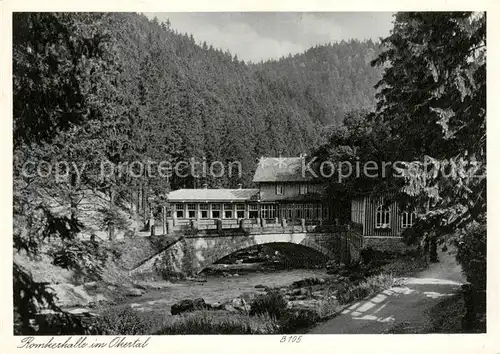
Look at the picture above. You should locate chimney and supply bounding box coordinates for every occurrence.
[202,183,208,189]
[237,183,242,189]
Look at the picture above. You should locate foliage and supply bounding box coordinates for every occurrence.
[249,290,288,319]
[98,207,131,232]
[13,263,59,334]
[49,240,109,282]
[313,109,398,223]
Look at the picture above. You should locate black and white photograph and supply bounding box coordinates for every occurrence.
[6,5,492,345]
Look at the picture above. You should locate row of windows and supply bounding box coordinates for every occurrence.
[175,203,258,219]
[375,205,416,229]
[275,183,308,195]
[172,203,327,220]
[246,203,328,220]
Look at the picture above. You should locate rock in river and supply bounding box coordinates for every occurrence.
[125,288,144,297]
[231,297,249,312]
[171,298,209,315]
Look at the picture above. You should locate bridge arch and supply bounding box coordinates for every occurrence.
[206,242,332,271]
[183,233,337,274]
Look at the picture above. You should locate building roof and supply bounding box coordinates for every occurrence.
[167,188,260,202]
[252,156,319,183]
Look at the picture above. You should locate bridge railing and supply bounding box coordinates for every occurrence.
[161,217,359,237]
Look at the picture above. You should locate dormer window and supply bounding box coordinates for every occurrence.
[276,183,284,195]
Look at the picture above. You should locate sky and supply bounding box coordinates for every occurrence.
[146,12,394,63]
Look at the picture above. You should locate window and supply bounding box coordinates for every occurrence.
[322,206,329,220]
[224,203,233,219]
[305,204,313,219]
[375,204,391,229]
[199,204,208,219]
[401,211,415,228]
[261,204,276,219]
[299,184,308,195]
[249,204,259,218]
[276,183,284,195]
[296,204,303,219]
[211,204,221,219]
[236,204,245,219]
[314,204,322,219]
[175,203,184,218]
[286,205,293,219]
[187,203,197,219]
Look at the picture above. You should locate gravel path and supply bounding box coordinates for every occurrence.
[308,249,464,334]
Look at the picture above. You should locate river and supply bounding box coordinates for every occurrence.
[124,265,331,314]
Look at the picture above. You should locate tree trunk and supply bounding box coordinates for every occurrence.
[142,181,148,223]
[162,205,166,235]
[109,188,115,241]
[137,182,142,214]
[429,234,438,262]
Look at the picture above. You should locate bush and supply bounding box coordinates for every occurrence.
[249,290,287,319]
[93,307,160,335]
[461,284,486,333]
[360,247,399,267]
[336,274,394,305]
[455,222,486,290]
[316,294,341,318]
[279,308,320,332]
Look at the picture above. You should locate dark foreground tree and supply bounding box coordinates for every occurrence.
[13,12,122,334]
[371,12,486,326]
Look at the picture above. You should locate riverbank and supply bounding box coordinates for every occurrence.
[85,247,429,334]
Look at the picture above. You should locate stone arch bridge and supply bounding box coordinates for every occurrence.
[131,222,363,276]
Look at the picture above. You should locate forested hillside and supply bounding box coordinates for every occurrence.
[97,12,382,189]
[253,41,381,125]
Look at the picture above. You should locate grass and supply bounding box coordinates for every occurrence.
[156,310,280,335]
[336,274,396,305]
[93,306,280,335]
[378,255,428,277]
[386,294,465,334]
